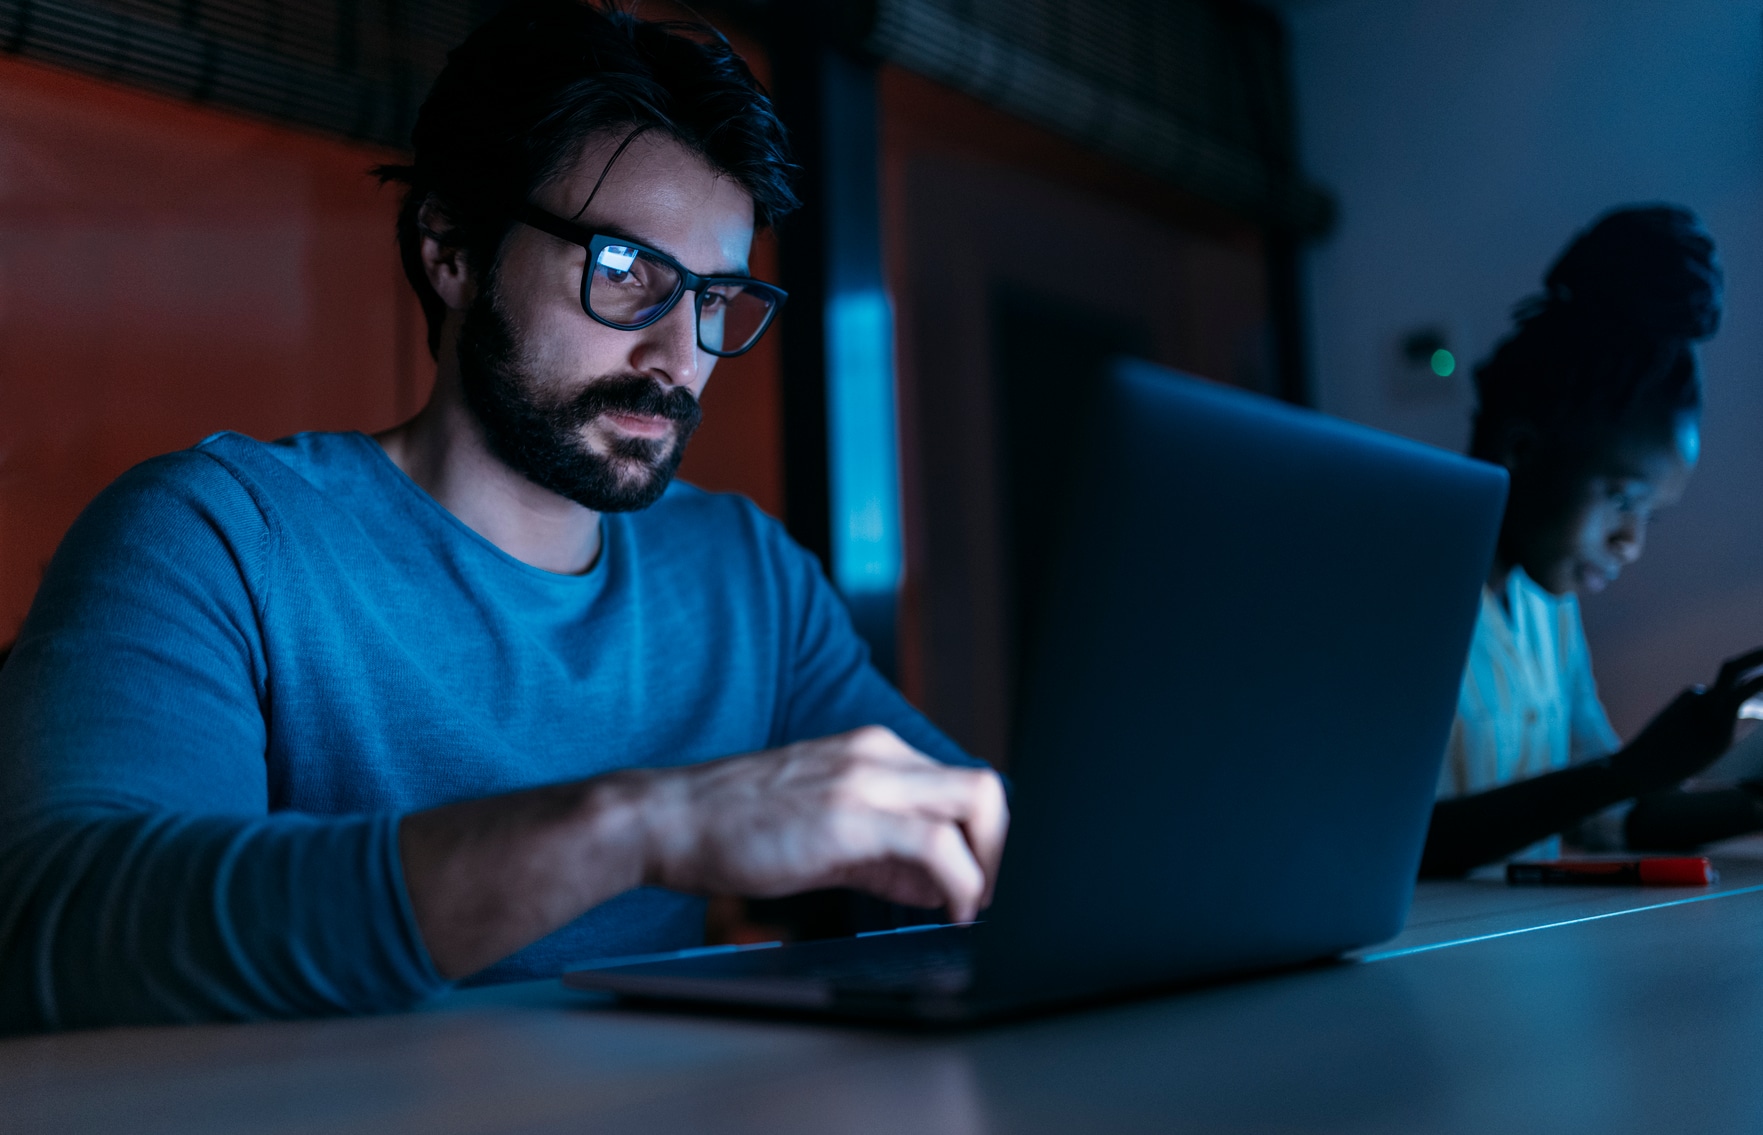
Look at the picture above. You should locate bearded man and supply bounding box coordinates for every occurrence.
[0,0,1004,1032]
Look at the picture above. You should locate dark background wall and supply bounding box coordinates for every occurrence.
[880,66,1276,762]
[1280,0,1763,738]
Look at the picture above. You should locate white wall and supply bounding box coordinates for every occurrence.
[1284,0,1763,735]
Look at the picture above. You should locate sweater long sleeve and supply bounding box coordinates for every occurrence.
[0,432,976,1032]
[0,450,444,1031]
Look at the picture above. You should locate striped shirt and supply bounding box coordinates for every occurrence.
[1438,567,1624,855]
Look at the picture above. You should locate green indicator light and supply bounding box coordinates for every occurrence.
[1430,348,1456,378]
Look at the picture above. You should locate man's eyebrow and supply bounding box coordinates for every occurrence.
[587,221,750,277]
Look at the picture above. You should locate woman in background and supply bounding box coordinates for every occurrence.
[1422,205,1763,876]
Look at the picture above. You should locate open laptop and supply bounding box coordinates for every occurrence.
[564,358,1508,1023]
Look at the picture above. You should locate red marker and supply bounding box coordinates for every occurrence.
[1506,857,1717,887]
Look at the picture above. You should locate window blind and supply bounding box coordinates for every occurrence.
[0,0,486,148]
[0,0,1331,231]
[862,0,1332,233]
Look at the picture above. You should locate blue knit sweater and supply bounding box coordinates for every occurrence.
[0,431,971,1031]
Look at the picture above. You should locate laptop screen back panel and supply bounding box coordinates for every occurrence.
[975,360,1506,1001]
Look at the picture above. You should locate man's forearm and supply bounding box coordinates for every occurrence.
[1,809,446,1031]
[398,772,653,980]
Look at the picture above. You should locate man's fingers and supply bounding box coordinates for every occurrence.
[674,732,1008,919]
[851,762,1003,820]
[1716,646,1763,690]
[835,757,1008,908]
[840,725,936,766]
[920,820,988,923]
[958,774,1009,908]
[878,816,987,923]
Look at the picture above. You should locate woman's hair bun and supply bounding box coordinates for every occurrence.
[1542,204,1722,341]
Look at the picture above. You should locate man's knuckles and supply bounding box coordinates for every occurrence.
[842,724,944,766]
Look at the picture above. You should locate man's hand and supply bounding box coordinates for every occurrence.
[632,726,1008,922]
[1613,646,1763,794]
[400,728,1006,980]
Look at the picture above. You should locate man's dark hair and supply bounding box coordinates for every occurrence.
[1469,205,1721,463]
[378,0,798,355]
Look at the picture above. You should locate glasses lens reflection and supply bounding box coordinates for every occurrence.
[588,244,678,326]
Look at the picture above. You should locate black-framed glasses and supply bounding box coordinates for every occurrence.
[517,203,787,358]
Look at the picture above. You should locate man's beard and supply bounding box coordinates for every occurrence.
[456,285,702,512]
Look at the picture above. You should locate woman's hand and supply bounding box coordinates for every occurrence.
[1612,646,1763,794]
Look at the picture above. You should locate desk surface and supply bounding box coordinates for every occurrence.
[10,853,1763,1135]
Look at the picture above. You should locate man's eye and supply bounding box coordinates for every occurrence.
[598,246,638,271]
[596,246,642,285]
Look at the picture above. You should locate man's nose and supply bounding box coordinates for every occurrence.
[627,298,701,389]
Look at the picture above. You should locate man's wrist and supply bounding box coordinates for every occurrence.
[581,766,698,894]
[397,771,667,980]
[570,771,659,898]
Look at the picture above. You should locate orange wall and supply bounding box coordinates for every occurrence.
[674,227,783,519]
[0,52,785,644]
[0,55,427,642]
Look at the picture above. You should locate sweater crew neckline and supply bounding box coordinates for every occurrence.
[339,431,616,588]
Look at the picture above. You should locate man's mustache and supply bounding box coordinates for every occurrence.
[558,375,701,431]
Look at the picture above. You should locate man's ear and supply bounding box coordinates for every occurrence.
[1493,421,1539,474]
[417,197,477,312]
